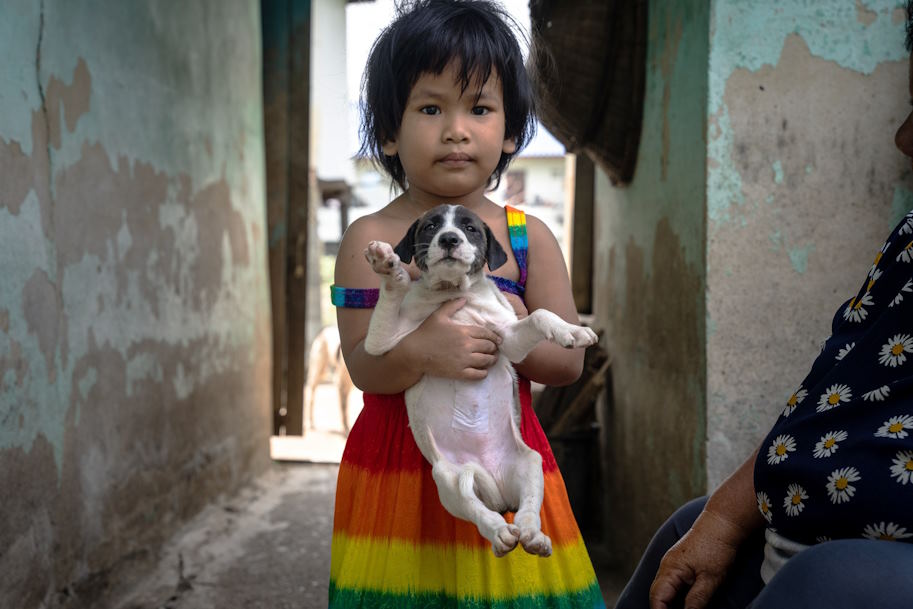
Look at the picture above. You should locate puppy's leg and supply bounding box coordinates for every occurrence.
[431,460,520,557]
[502,446,552,557]
[363,241,411,356]
[498,309,598,363]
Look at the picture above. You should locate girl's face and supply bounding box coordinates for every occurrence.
[383,62,517,204]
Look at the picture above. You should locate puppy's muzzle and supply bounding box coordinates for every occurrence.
[437,231,462,253]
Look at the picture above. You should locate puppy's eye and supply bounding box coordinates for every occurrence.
[424,223,437,232]
[464,224,476,232]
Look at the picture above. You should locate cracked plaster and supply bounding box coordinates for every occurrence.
[705,0,913,486]
[0,1,271,605]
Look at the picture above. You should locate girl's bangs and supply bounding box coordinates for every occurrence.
[403,26,504,98]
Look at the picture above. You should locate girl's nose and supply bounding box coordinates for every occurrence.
[442,115,469,143]
[895,112,913,159]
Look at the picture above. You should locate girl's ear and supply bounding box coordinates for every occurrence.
[502,137,517,154]
[382,139,398,156]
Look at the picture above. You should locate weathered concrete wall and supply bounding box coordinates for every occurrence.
[592,1,709,571]
[0,1,271,607]
[706,0,912,486]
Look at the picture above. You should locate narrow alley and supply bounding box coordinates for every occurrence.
[4,2,910,608]
[97,461,624,609]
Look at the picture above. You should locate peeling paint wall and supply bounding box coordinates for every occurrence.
[592,1,709,572]
[706,0,911,486]
[0,1,271,606]
[593,0,912,573]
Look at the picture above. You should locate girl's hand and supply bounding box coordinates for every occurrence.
[401,298,502,380]
[502,291,528,319]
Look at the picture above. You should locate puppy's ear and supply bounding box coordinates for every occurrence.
[484,225,508,271]
[393,218,420,264]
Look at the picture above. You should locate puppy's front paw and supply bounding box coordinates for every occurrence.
[569,326,598,348]
[364,241,398,273]
[364,241,409,287]
[550,324,598,349]
[491,524,520,557]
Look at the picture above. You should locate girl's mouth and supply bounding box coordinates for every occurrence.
[438,152,473,166]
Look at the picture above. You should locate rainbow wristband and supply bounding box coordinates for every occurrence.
[330,285,380,308]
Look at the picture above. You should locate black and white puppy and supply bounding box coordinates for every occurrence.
[363,204,597,557]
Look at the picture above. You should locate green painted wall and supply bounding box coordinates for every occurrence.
[706,0,911,485]
[593,0,912,573]
[592,0,709,572]
[0,1,271,605]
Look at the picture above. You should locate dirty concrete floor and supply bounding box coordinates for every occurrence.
[106,462,625,609]
[107,463,336,609]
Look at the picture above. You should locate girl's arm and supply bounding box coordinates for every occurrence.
[334,215,503,394]
[512,215,587,386]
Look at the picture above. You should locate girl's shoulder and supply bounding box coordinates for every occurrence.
[335,207,416,288]
[516,209,559,252]
[339,207,410,251]
[516,208,568,286]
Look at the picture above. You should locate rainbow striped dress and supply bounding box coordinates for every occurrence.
[329,206,605,609]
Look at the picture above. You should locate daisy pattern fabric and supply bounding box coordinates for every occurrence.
[328,207,605,608]
[753,210,913,545]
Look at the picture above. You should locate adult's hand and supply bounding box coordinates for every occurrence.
[402,298,502,380]
[649,509,746,609]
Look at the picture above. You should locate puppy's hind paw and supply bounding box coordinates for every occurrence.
[519,528,552,557]
[491,524,520,557]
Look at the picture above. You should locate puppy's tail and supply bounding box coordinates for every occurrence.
[460,463,509,513]
[425,433,510,512]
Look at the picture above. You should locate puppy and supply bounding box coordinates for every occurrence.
[363,204,597,557]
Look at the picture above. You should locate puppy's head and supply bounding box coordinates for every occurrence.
[394,204,508,286]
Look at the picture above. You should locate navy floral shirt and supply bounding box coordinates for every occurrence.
[753,210,913,545]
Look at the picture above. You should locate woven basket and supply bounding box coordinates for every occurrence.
[529,0,646,184]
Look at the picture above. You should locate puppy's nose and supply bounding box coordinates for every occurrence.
[438,231,461,250]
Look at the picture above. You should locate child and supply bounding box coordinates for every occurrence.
[329,1,605,607]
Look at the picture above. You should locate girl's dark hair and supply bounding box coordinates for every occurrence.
[358,0,536,191]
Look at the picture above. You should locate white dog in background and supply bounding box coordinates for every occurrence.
[363,204,597,557]
[304,326,354,436]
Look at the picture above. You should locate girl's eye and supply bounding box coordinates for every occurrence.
[420,106,440,115]
[471,106,489,116]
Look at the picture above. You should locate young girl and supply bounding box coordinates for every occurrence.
[329,1,605,607]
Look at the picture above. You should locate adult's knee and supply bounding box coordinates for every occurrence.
[753,539,913,609]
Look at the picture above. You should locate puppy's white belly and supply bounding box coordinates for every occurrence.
[407,362,519,474]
